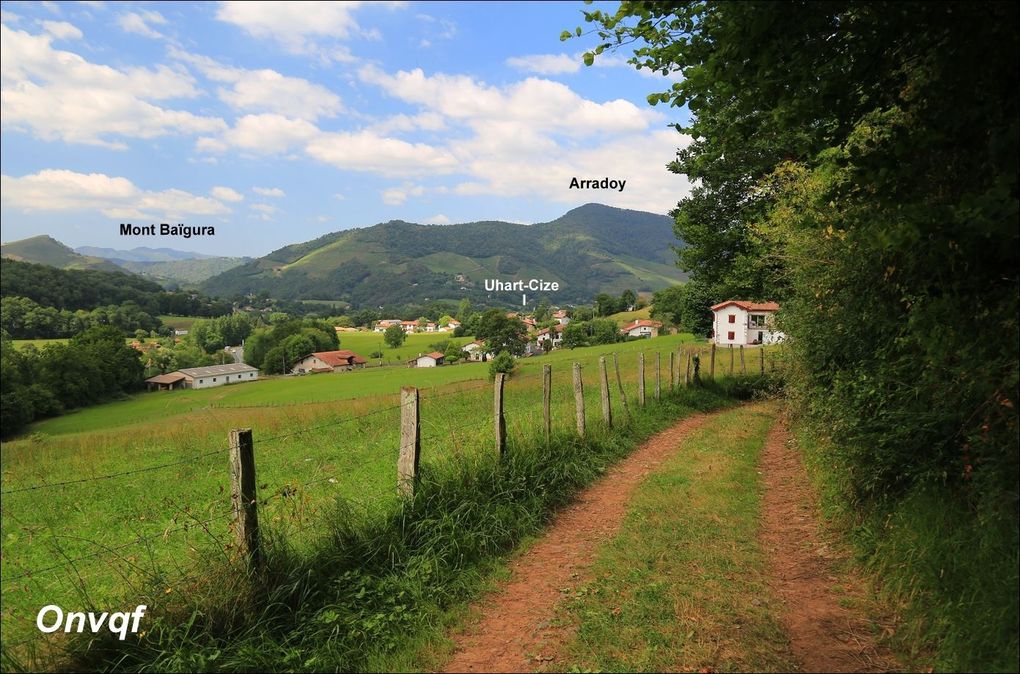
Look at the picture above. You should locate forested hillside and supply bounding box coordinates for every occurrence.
[201,203,684,306]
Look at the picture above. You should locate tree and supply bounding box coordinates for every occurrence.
[383,324,406,349]
[474,309,527,356]
[443,341,463,363]
[589,318,620,345]
[456,297,473,322]
[561,322,588,349]
[533,297,551,322]
[620,289,636,311]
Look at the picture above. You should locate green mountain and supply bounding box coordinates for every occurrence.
[110,257,251,287]
[1,235,124,273]
[73,245,220,262]
[201,203,686,306]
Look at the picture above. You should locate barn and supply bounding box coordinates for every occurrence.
[291,350,367,374]
[147,363,260,391]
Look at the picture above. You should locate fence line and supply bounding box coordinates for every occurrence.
[3,344,783,590]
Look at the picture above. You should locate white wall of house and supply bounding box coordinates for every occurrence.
[713,307,784,345]
[415,355,440,367]
[187,370,259,389]
[625,326,658,338]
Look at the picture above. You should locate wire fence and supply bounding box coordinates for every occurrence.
[1,343,784,645]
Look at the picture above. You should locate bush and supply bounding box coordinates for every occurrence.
[488,350,515,380]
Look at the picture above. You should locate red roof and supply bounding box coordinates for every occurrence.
[425,351,445,360]
[310,350,366,367]
[711,300,780,312]
[621,319,662,333]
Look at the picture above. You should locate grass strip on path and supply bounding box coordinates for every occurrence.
[552,402,796,673]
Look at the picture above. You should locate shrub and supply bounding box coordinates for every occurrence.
[488,350,515,380]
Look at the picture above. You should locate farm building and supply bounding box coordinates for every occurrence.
[553,309,570,325]
[291,350,367,374]
[147,363,259,391]
[711,301,784,345]
[621,319,663,339]
[374,319,401,332]
[409,352,445,367]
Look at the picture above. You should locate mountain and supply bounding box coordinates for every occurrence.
[73,245,220,262]
[1,235,124,273]
[73,246,249,287]
[201,204,686,306]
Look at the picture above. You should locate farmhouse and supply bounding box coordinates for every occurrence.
[374,319,401,333]
[553,309,570,325]
[290,350,367,374]
[711,300,784,345]
[409,351,445,367]
[146,363,259,391]
[621,319,663,339]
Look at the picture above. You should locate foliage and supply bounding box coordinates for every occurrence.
[577,2,1019,667]
[1,295,163,339]
[383,324,406,349]
[0,327,144,437]
[651,283,715,336]
[188,313,253,354]
[245,319,339,374]
[474,309,527,356]
[0,258,231,318]
[487,350,516,380]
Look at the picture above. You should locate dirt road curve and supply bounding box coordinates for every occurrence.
[442,407,730,673]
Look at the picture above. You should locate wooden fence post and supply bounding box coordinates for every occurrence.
[494,373,506,457]
[543,364,552,444]
[685,351,691,386]
[613,353,631,421]
[598,355,612,429]
[729,344,735,376]
[397,387,420,498]
[228,428,261,572]
[669,351,675,392]
[693,354,701,384]
[760,345,765,375]
[638,353,646,407]
[710,343,716,379]
[655,352,661,399]
[573,362,585,438]
[740,345,746,375]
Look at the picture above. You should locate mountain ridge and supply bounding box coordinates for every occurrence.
[201,203,685,306]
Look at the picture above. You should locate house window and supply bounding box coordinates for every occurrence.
[212,378,217,382]
[199,379,204,384]
[727,331,735,340]
[750,314,766,327]
[728,314,736,324]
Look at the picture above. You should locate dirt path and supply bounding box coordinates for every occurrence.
[441,407,730,673]
[760,418,899,672]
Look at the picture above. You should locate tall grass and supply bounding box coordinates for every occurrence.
[796,423,1019,672]
[5,376,776,672]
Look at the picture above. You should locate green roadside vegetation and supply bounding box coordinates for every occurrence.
[555,403,794,672]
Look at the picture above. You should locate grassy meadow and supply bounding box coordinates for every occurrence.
[0,334,781,667]
[334,330,471,364]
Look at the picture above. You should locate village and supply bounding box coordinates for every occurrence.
[142,299,784,391]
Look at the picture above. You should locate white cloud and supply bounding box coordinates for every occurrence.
[1,169,232,219]
[171,49,342,120]
[0,25,223,147]
[253,186,285,197]
[200,113,319,155]
[423,213,450,225]
[506,53,579,75]
[215,1,389,60]
[40,20,82,41]
[306,130,457,177]
[117,10,166,39]
[380,183,424,206]
[211,186,244,202]
[250,203,279,220]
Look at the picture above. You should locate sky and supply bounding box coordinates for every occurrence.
[0,1,693,257]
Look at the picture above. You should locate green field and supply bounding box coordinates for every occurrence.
[156,315,204,331]
[607,306,653,325]
[0,335,782,661]
[335,330,470,364]
[10,338,69,350]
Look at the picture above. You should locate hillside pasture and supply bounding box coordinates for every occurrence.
[0,335,783,659]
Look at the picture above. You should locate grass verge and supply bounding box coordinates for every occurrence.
[795,423,1019,672]
[551,402,795,672]
[3,377,777,672]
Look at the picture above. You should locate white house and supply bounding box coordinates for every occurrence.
[409,351,445,367]
[374,319,401,333]
[462,340,493,362]
[534,325,563,350]
[552,309,570,325]
[711,301,784,346]
[621,319,662,339]
[149,363,259,390]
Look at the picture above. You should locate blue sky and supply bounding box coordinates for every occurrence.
[1,1,692,256]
